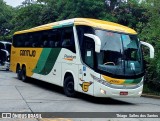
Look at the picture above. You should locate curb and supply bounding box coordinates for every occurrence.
[142,94,160,99]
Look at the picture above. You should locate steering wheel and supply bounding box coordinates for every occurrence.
[104,62,115,66]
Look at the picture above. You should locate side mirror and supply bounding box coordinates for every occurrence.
[140,41,154,58]
[84,34,101,53]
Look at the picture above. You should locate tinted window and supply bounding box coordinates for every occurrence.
[76,26,95,68]
[13,29,62,48]
[95,29,144,78]
[62,27,76,53]
[49,29,61,48]
[83,37,95,68]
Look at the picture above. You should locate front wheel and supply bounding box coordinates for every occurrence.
[63,76,76,97]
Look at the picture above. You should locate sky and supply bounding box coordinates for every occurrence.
[4,0,24,7]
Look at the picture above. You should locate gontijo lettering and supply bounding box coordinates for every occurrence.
[20,50,36,57]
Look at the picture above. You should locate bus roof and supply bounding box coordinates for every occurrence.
[0,41,12,44]
[14,18,137,35]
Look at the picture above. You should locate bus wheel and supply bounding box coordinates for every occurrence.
[63,76,76,97]
[6,69,9,71]
[16,65,22,80]
[21,66,27,82]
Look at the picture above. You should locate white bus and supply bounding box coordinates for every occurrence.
[0,41,11,70]
[11,18,154,97]
[0,41,12,53]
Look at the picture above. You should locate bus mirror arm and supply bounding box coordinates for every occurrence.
[140,41,154,58]
[84,34,101,53]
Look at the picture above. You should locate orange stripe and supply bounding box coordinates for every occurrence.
[64,58,73,61]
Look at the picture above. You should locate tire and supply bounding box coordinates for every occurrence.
[63,76,76,97]
[6,69,9,71]
[16,65,22,80]
[21,66,28,82]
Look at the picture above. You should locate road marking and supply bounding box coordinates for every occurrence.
[40,118,73,121]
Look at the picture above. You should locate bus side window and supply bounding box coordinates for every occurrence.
[23,34,29,47]
[50,29,61,48]
[76,26,95,68]
[83,37,95,68]
[62,27,76,53]
[13,34,24,47]
[42,34,49,48]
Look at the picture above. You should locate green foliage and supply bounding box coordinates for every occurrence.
[112,0,148,29]
[0,0,14,41]
[46,0,107,20]
[140,1,160,69]
[11,4,44,31]
[137,0,160,92]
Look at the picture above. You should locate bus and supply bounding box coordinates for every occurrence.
[10,18,154,97]
[0,41,12,53]
[0,41,11,71]
[0,49,10,71]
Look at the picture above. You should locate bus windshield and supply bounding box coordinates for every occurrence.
[95,29,144,77]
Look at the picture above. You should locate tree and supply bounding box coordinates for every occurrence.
[139,0,160,87]
[11,3,44,32]
[45,0,108,20]
[107,0,148,29]
[0,0,14,41]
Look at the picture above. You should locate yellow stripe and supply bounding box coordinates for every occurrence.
[14,18,137,35]
[102,75,125,85]
[74,18,137,34]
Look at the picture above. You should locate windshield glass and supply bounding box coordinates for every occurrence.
[95,29,144,77]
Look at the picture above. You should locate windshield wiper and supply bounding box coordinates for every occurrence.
[101,41,107,50]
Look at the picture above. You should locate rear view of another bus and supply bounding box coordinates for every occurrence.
[0,41,12,71]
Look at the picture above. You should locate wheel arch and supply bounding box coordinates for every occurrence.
[62,70,77,91]
[22,64,26,68]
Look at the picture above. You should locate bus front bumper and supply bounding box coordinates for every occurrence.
[93,81,143,97]
[0,62,10,70]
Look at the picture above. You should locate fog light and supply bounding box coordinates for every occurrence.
[100,89,106,94]
[138,91,142,95]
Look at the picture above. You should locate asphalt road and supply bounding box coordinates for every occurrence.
[0,70,160,121]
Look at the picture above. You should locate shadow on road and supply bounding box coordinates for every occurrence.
[16,77,135,105]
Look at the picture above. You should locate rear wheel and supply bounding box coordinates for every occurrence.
[6,69,9,71]
[63,76,76,97]
[16,65,22,80]
[21,66,28,82]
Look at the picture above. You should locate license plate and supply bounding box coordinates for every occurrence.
[120,91,128,95]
